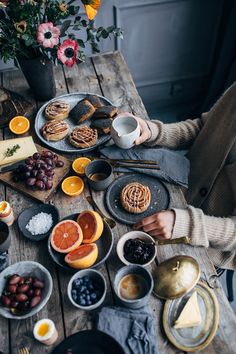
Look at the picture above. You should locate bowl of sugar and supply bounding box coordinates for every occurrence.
[17,204,59,241]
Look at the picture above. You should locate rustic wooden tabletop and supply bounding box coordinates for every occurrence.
[0,51,236,354]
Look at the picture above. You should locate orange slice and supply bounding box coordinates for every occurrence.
[65,243,98,269]
[9,116,30,135]
[72,157,91,175]
[77,210,104,244]
[61,176,84,196]
[50,220,83,253]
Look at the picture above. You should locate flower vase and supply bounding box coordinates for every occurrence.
[17,57,56,101]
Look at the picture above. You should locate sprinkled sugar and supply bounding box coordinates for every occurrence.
[26,212,53,235]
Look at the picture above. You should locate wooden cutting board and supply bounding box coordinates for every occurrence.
[0,144,71,203]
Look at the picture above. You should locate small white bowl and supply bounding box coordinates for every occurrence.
[116,231,157,267]
[0,261,53,320]
[67,269,107,311]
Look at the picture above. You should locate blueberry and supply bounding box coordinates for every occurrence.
[79,299,86,306]
[80,285,87,293]
[88,284,94,291]
[85,290,90,295]
[83,276,90,283]
[73,278,82,289]
[91,292,97,301]
[72,289,77,297]
[87,300,92,306]
[86,295,91,301]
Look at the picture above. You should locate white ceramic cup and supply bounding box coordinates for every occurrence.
[111,114,140,149]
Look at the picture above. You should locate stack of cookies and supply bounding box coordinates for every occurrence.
[40,94,118,149]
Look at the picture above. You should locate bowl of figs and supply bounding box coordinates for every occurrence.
[0,261,53,319]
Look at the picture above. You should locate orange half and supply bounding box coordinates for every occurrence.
[72,157,91,175]
[65,243,98,269]
[50,220,83,253]
[9,116,30,135]
[62,176,84,196]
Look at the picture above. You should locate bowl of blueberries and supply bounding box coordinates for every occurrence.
[67,269,107,310]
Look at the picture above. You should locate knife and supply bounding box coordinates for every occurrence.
[0,160,25,173]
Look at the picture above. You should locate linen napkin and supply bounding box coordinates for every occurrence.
[100,146,189,188]
[97,306,157,354]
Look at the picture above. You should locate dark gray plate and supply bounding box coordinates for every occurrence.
[48,213,114,272]
[35,92,113,154]
[105,174,170,225]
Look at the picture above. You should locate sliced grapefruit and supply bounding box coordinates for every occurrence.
[65,243,98,269]
[50,220,83,253]
[77,210,104,244]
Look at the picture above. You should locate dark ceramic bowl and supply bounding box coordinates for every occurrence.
[48,213,114,272]
[0,221,10,254]
[17,204,59,241]
[85,160,113,191]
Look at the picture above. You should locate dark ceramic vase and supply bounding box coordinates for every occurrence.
[17,57,56,101]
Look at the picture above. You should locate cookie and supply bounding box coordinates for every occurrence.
[120,182,151,214]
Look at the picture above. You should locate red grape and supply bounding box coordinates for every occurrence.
[56,160,64,168]
[26,178,36,186]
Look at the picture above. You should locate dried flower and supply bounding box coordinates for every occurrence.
[0,1,7,8]
[37,22,60,48]
[58,3,68,12]
[14,20,27,33]
[57,39,78,67]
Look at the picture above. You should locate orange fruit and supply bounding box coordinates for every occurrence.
[77,210,104,244]
[50,220,83,253]
[9,116,30,135]
[65,243,98,269]
[61,176,84,196]
[72,157,91,175]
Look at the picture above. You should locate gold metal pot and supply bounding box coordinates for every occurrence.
[153,255,200,299]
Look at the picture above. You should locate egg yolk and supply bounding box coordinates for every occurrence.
[37,323,49,337]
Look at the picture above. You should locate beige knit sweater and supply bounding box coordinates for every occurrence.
[145,82,236,270]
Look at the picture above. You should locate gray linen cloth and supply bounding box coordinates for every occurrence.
[97,306,157,354]
[100,146,189,188]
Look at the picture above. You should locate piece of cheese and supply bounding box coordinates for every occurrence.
[0,137,37,166]
[174,291,201,329]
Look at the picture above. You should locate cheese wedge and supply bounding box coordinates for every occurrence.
[174,291,201,329]
[0,137,37,166]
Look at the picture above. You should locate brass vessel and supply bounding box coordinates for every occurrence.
[153,255,200,299]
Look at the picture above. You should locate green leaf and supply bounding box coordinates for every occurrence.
[60,19,71,36]
[77,39,85,48]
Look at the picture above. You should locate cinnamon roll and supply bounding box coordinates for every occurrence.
[120,182,151,214]
[41,119,69,141]
[45,100,70,120]
[69,126,98,148]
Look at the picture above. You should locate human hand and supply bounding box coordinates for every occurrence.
[119,112,151,145]
[133,210,175,239]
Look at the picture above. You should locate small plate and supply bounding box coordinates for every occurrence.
[105,173,170,225]
[163,281,219,352]
[35,92,113,154]
[51,330,125,354]
[48,213,114,272]
[17,204,59,241]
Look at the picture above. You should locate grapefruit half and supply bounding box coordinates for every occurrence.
[50,220,83,253]
[65,243,98,269]
[77,210,104,244]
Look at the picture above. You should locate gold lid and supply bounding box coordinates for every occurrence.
[153,255,200,299]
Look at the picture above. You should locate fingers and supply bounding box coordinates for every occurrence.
[134,214,157,229]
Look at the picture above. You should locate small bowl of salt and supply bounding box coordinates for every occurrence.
[17,204,59,241]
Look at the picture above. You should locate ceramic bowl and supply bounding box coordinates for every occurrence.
[0,221,10,254]
[85,159,113,191]
[111,114,140,149]
[68,269,107,311]
[116,230,157,267]
[17,204,59,241]
[113,265,153,309]
[0,261,53,319]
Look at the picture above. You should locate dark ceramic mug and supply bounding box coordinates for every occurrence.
[0,221,10,254]
[85,160,113,191]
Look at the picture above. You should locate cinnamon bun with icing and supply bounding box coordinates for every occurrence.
[120,182,151,214]
[41,119,69,141]
[69,126,98,148]
[45,100,70,120]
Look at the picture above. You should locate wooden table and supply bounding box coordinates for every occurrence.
[0,51,236,354]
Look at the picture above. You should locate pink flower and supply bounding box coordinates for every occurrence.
[37,22,60,48]
[57,39,78,67]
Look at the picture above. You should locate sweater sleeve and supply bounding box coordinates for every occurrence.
[172,206,236,252]
[145,113,207,149]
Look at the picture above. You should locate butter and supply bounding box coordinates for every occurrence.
[0,137,37,166]
[174,291,202,329]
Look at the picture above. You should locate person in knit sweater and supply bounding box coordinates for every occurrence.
[133,81,236,270]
